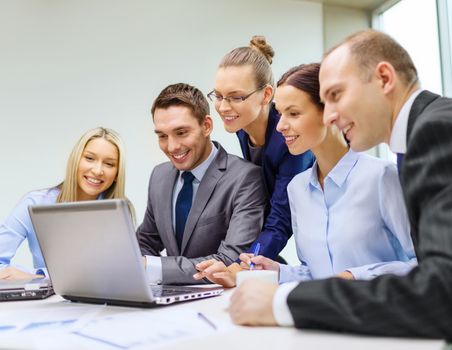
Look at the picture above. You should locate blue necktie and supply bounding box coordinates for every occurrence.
[396,153,404,172]
[175,171,195,250]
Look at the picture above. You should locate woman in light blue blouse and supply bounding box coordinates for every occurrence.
[0,127,134,280]
[196,63,417,286]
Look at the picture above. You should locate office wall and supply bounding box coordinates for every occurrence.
[323,4,370,51]
[0,0,323,268]
[321,4,381,158]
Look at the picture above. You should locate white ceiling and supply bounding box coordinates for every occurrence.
[305,0,389,11]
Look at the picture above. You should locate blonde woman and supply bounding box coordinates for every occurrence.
[208,36,314,260]
[0,127,134,280]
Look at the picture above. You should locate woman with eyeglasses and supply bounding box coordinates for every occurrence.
[206,36,314,264]
[195,63,417,288]
[0,127,135,280]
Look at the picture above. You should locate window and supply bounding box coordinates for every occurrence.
[373,0,443,161]
[374,0,442,94]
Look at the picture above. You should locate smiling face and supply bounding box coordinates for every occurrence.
[154,105,213,171]
[213,65,270,133]
[76,137,119,201]
[275,84,326,155]
[320,45,392,151]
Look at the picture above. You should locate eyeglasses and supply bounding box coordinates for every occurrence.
[207,85,267,105]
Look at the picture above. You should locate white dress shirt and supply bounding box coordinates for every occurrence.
[145,143,218,283]
[389,89,422,154]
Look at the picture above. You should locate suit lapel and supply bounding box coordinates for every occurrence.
[237,130,251,160]
[180,143,227,254]
[406,90,439,142]
[160,168,180,255]
[403,90,440,249]
[403,90,439,185]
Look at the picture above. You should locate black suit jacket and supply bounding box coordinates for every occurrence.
[286,91,452,339]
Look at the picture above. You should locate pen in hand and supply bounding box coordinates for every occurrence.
[249,242,261,270]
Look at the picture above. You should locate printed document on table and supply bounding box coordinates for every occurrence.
[0,303,103,336]
[73,308,231,349]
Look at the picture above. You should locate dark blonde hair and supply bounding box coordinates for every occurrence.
[151,83,209,125]
[219,35,275,88]
[326,30,418,87]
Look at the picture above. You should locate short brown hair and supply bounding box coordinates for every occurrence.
[326,30,418,87]
[219,35,274,88]
[151,83,209,124]
[277,63,323,111]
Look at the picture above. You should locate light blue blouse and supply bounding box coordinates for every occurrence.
[280,150,417,283]
[0,187,59,272]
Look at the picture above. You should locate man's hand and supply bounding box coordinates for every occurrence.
[142,256,147,269]
[229,279,279,326]
[0,266,43,280]
[194,260,241,288]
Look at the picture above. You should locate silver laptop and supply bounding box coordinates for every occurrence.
[0,278,54,301]
[28,199,222,307]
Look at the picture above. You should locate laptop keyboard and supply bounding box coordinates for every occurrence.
[150,286,194,297]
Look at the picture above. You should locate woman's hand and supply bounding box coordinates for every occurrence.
[239,253,280,272]
[337,271,355,279]
[0,266,43,280]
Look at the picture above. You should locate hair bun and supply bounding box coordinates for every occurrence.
[249,35,274,64]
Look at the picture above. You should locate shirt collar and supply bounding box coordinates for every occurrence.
[308,149,359,190]
[179,142,217,183]
[389,89,422,154]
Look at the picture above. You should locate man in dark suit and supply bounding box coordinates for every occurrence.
[137,83,266,285]
[228,30,452,339]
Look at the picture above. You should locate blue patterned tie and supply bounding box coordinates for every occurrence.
[175,171,195,250]
[396,153,404,172]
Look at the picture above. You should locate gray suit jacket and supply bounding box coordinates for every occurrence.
[137,142,267,284]
[286,91,452,340]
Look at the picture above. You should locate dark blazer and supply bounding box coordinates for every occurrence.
[237,104,314,259]
[286,91,452,339]
[137,142,266,284]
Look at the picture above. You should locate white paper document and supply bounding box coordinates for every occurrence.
[0,303,103,336]
[0,304,105,349]
[73,308,230,349]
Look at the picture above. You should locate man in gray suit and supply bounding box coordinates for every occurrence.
[229,30,452,340]
[137,83,266,285]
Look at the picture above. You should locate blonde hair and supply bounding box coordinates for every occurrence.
[57,127,125,202]
[56,127,136,223]
[219,35,275,88]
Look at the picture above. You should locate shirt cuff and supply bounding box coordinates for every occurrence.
[278,263,288,283]
[272,281,298,327]
[145,255,163,284]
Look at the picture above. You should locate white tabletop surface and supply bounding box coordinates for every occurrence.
[0,289,446,350]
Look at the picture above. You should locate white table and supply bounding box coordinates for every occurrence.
[0,289,446,350]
